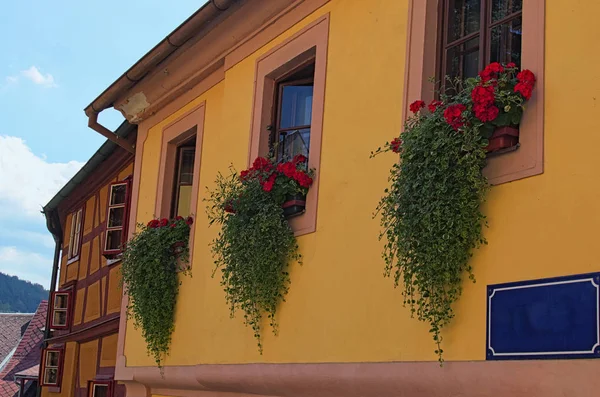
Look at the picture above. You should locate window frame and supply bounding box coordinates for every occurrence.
[87,380,114,397]
[67,208,84,263]
[40,348,64,387]
[49,290,73,330]
[103,179,132,257]
[249,14,329,236]
[170,143,196,218]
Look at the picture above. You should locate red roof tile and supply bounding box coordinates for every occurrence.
[0,301,47,397]
[0,314,33,365]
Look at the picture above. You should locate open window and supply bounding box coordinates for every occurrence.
[67,208,83,263]
[50,290,73,330]
[104,179,131,257]
[171,136,196,218]
[40,348,63,387]
[88,380,113,397]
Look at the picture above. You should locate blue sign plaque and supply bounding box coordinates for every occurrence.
[487,272,600,360]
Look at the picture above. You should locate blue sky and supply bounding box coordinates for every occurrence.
[0,0,207,288]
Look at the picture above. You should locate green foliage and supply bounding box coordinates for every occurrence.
[0,273,47,313]
[120,217,192,367]
[206,167,301,352]
[373,103,488,364]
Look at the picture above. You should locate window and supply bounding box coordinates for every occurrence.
[271,63,315,163]
[171,136,196,217]
[440,0,523,83]
[40,349,63,387]
[88,381,113,397]
[67,208,83,261]
[104,180,131,255]
[50,291,72,329]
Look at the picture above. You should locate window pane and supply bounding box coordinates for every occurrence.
[280,85,314,129]
[110,184,127,206]
[46,351,59,367]
[93,385,108,397]
[108,207,125,228]
[44,368,58,385]
[105,230,122,251]
[179,149,195,185]
[447,0,481,42]
[277,128,310,163]
[491,0,522,23]
[445,36,480,81]
[176,185,192,217]
[53,310,67,326]
[54,294,68,309]
[490,17,522,67]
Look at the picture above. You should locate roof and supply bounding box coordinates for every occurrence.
[43,121,135,215]
[14,365,38,379]
[0,301,47,397]
[0,315,33,366]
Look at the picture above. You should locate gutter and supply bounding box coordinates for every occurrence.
[83,0,237,149]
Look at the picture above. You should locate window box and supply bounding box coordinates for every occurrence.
[282,194,306,218]
[40,348,63,387]
[486,126,520,153]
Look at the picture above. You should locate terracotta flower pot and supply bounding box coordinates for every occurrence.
[282,194,306,218]
[485,126,519,153]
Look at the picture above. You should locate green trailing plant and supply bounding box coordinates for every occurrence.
[372,62,536,363]
[120,216,193,367]
[206,156,313,351]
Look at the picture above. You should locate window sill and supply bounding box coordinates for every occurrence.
[106,256,123,266]
[66,256,79,265]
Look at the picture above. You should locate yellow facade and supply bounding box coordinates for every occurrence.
[119,0,599,376]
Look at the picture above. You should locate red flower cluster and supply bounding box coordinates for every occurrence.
[479,62,504,83]
[443,104,467,131]
[147,216,193,229]
[390,138,402,153]
[410,100,426,114]
[471,84,499,122]
[514,69,536,100]
[239,155,313,193]
[428,100,443,113]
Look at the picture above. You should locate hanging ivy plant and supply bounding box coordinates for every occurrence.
[373,63,536,363]
[120,216,193,367]
[206,156,313,351]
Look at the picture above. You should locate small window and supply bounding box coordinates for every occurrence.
[50,291,72,329]
[440,0,523,82]
[67,208,83,261]
[41,349,63,387]
[272,63,315,163]
[171,136,196,218]
[104,180,131,255]
[88,381,113,397]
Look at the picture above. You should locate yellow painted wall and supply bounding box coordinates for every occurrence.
[84,281,101,323]
[42,342,78,397]
[78,340,98,388]
[100,333,119,367]
[125,0,600,366]
[106,264,123,315]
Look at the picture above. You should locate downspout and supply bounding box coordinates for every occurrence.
[88,112,135,154]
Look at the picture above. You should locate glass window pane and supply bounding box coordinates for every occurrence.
[176,185,192,217]
[491,0,522,23]
[490,17,522,67]
[445,36,480,81]
[110,184,127,206]
[53,311,67,327]
[277,128,310,163]
[54,294,68,309]
[280,85,314,129]
[94,385,108,397]
[179,149,195,185]
[447,0,481,42]
[46,351,59,367]
[105,230,122,251]
[45,368,58,384]
[108,207,125,228]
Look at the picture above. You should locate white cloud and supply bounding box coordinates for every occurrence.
[20,66,57,88]
[0,246,52,287]
[5,76,18,84]
[0,135,83,217]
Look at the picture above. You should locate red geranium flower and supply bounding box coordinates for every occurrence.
[390,138,402,153]
[428,100,443,113]
[186,216,194,225]
[170,223,177,228]
[293,154,308,164]
[262,173,277,192]
[252,157,272,171]
[474,104,499,122]
[175,216,184,221]
[224,203,235,213]
[409,100,426,114]
[479,62,504,82]
[443,104,467,131]
[277,162,297,178]
[471,84,495,107]
[147,219,159,228]
[514,69,536,100]
[159,218,169,227]
[294,171,313,188]
[506,62,517,69]
[240,170,250,181]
